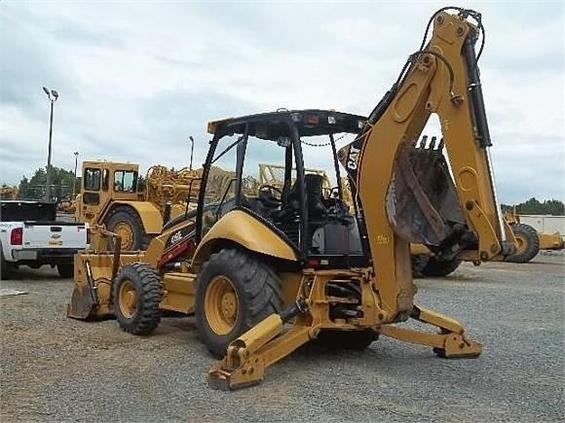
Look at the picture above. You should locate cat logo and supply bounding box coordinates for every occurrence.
[347,146,361,170]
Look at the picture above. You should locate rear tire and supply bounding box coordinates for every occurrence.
[506,223,540,263]
[1,250,12,280]
[421,257,462,277]
[105,206,149,251]
[113,262,162,335]
[314,329,378,350]
[195,248,283,357]
[57,262,74,278]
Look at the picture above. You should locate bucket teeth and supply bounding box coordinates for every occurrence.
[413,135,444,153]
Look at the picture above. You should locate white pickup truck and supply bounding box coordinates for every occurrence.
[0,200,88,279]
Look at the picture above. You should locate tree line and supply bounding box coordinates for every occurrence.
[18,167,81,201]
[501,198,564,216]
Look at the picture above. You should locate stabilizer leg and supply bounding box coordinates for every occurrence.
[380,305,482,358]
[209,300,312,390]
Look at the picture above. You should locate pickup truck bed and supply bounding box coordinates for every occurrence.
[1,201,88,279]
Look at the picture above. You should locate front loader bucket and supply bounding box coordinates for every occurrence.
[387,135,465,246]
[67,258,104,320]
[67,282,97,320]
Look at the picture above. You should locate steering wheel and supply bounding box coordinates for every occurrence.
[329,186,340,199]
[258,184,283,207]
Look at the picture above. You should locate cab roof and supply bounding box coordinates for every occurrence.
[207,109,367,140]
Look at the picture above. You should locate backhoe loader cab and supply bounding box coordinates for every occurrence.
[197,110,368,268]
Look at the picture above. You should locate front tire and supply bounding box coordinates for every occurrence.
[113,262,162,335]
[506,223,540,263]
[195,248,283,357]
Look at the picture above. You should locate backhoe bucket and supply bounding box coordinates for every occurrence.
[387,136,465,246]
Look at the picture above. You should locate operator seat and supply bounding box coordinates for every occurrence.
[273,173,328,221]
[303,174,327,218]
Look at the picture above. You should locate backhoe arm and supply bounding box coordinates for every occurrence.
[339,9,515,320]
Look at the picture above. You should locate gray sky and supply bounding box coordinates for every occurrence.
[1,0,563,204]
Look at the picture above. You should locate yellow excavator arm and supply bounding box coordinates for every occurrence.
[338,7,515,320]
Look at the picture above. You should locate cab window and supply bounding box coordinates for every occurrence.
[114,170,138,192]
[84,168,101,191]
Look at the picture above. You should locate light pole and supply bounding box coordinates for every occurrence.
[188,136,195,171]
[73,151,79,197]
[42,86,59,202]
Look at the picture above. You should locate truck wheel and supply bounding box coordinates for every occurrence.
[314,329,378,350]
[421,257,462,277]
[1,250,12,280]
[506,223,540,263]
[105,207,149,251]
[113,262,162,335]
[57,263,74,278]
[195,248,283,357]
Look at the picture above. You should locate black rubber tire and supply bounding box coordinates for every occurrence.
[506,223,540,263]
[113,262,162,335]
[421,257,462,277]
[195,248,283,357]
[105,206,149,251]
[57,262,74,278]
[1,249,12,280]
[314,329,378,350]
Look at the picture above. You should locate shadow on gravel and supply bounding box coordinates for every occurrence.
[2,266,61,281]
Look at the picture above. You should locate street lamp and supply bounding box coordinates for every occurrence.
[188,135,195,171]
[73,151,79,197]
[42,86,59,202]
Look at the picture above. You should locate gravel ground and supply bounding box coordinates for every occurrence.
[1,254,563,422]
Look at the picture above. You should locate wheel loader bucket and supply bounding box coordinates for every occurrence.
[67,279,97,320]
[67,258,99,320]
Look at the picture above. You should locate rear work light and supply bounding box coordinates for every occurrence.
[306,114,319,125]
[10,227,23,245]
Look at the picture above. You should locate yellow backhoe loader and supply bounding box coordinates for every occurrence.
[68,7,516,390]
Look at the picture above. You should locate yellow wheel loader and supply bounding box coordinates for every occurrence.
[68,7,516,390]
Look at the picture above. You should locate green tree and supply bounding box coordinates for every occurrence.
[19,167,78,201]
[501,198,564,215]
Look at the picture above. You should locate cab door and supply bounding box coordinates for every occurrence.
[79,166,109,223]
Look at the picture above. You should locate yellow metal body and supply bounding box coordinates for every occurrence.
[192,210,297,266]
[538,233,564,250]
